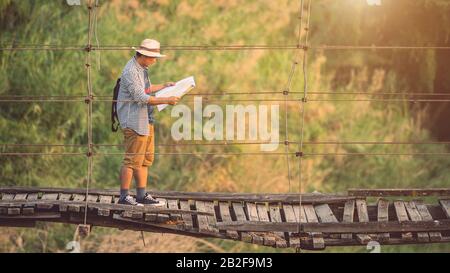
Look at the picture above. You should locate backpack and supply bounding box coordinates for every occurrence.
[111,78,121,132]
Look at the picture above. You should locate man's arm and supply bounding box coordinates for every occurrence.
[148,96,180,106]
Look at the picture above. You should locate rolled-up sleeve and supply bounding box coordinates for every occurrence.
[121,71,150,105]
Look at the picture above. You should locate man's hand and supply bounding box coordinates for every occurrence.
[164,82,176,87]
[166,96,180,105]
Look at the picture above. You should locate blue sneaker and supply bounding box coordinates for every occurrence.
[137,193,165,207]
[118,195,143,206]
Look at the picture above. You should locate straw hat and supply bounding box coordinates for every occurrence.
[132,39,166,58]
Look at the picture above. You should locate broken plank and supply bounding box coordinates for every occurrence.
[68,194,85,212]
[167,199,181,221]
[293,205,307,223]
[23,193,38,215]
[355,199,372,244]
[440,200,450,218]
[97,195,113,216]
[245,203,264,245]
[13,193,28,200]
[282,204,301,248]
[218,202,238,240]
[196,201,214,234]
[341,200,355,240]
[179,200,193,230]
[122,210,143,219]
[256,204,276,247]
[86,194,99,203]
[1,194,17,215]
[415,200,442,242]
[303,204,325,249]
[404,201,429,242]
[203,201,219,233]
[37,193,59,209]
[269,205,288,248]
[314,204,340,239]
[393,200,413,241]
[58,193,72,212]
[232,202,252,243]
[1,193,15,200]
[377,198,390,242]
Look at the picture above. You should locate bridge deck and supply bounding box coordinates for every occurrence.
[1,187,449,250]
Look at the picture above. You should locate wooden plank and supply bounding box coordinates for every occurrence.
[58,193,72,212]
[314,204,340,239]
[293,205,307,223]
[196,201,213,234]
[355,199,372,244]
[23,193,38,214]
[1,194,18,215]
[404,201,429,242]
[69,194,85,212]
[341,200,355,240]
[86,194,99,203]
[10,193,27,215]
[1,193,15,200]
[97,195,113,216]
[415,200,442,242]
[13,193,28,200]
[203,201,219,233]
[179,200,193,230]
[376,198,390,242]
[122,209,143,219]
[245,203,264,245]
[440,200,450,218]
[167,199,181,221]
[393,200,413,241]
[269,205,287,248]
[98,195,113,204]
[154,198,170,222]
[303,204,325,249]
[256,204,276,246]
[37,193,59,209]
[218,202,238,239]
[282,204,301,248]
[232,202,252,243]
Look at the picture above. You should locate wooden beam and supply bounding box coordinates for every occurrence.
[0,186,356,204]
[216,219,450,233]
[349,188,450,197]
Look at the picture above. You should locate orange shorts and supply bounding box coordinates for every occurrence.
[122,124,154,170]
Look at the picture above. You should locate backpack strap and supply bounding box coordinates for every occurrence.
[111,78,121,132]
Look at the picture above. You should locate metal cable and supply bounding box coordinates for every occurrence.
[297,0,312,239]
[3,44,450,51]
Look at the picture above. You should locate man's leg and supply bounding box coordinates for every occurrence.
[136,124,157,203]
[134,166,148,200]
[119,166,134,199]
[120,128,147,202]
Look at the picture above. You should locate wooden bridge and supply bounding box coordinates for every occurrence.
[1,187,450,250]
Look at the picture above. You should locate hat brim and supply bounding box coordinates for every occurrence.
[133,47,166,58]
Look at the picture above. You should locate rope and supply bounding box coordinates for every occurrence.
[282,0,307,193]
[297,0,312,244]
[2,151,450,156]
[83,0,95,227]
[3,44,450,51]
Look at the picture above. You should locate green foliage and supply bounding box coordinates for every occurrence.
[0,0,449,252]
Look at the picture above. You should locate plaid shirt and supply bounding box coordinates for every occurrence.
[117,57,154,136]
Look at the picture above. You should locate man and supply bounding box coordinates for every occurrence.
[117,38,179,206]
